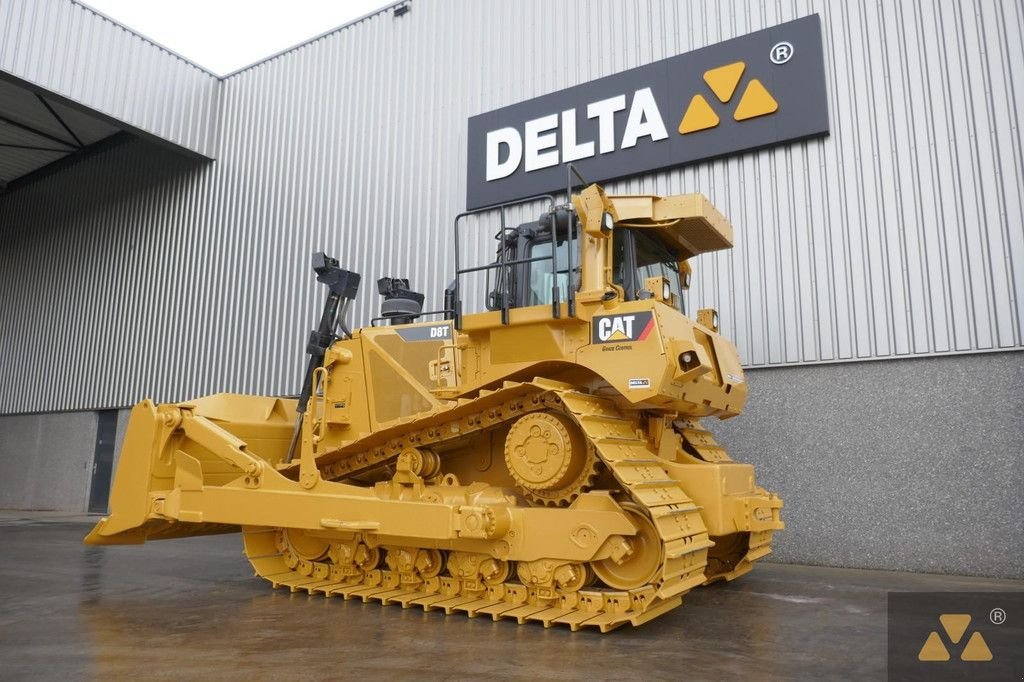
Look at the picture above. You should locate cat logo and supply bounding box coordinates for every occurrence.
[679,61,779,135]
[592,312,655,344]
[917,614,993,662]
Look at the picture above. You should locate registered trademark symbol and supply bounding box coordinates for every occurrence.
[770,41,794,64]
[990,607,1006,625]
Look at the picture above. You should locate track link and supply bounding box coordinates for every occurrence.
[243,525,679,632]
[674,420,783,583]
[556,390,712,600]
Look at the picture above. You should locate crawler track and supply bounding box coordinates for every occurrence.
[243,381,777,631]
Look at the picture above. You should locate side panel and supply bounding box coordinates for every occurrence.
[576,301,747,416]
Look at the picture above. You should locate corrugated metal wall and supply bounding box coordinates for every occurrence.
[1,0,1022,414]
[0,0,220,157]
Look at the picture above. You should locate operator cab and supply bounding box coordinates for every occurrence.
[485,210,686,314]
[484,208,574,312]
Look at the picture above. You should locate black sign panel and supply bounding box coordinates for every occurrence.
[466,14,829,209]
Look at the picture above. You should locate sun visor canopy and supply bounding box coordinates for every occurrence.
[608,193,734,259]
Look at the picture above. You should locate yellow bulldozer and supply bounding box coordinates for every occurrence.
[86,180,782,632]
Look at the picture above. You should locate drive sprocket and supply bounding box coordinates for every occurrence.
[503,411,599,507]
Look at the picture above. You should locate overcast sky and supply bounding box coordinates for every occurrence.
[81,0,393,75]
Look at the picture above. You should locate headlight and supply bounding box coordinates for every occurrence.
[663,281,671,301]
[601,211,614,233]
[678,350,700,372]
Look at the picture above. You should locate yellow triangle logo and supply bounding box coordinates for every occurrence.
[607,329,629,341]
[918,614,994,663]
[678,94,719,134]
[918,631,950,661]
[960,632,993,661]
[733,79,779,121]
[939,614,971,644]
[703,61,745,102]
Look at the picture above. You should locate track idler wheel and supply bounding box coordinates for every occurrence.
[274,529,333,577]
[704,532,752,583]
[590,504,663,590]
[276,528,331,561]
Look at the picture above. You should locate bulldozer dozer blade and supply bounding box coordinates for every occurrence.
[85,395,296,545]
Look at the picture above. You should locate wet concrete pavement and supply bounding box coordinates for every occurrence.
[1,513,1021,680]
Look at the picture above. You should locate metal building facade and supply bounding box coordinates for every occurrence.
[1,0,1022,414]
[0,0,220,157]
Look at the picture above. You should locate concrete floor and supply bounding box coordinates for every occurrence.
[1,513,1021,681]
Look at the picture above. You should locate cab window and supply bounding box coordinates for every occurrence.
[613,229,683,310]
[526,239,570,306]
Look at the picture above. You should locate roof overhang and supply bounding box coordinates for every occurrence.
[0,0,221,186]
[0,74,123,187]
